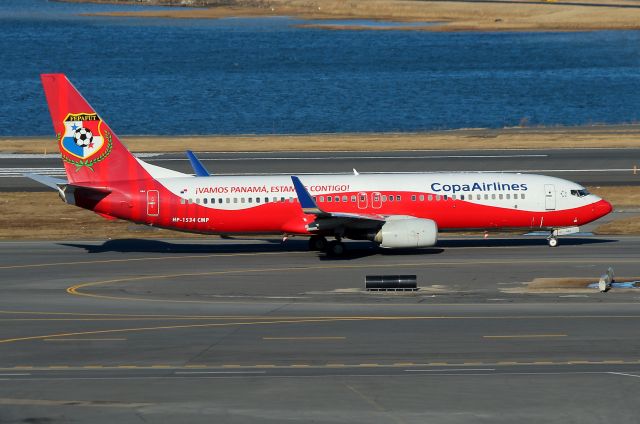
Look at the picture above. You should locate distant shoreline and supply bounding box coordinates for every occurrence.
[58,0,640,32]
[4,125,640,153]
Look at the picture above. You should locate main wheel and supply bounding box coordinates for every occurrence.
[326,240,346,257]
[548,237,558,247]
[308,235,328,251]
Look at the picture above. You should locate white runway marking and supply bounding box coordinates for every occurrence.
[608,372,640,379]
[150,154,549,161]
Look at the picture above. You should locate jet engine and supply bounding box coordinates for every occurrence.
[374,217,438,248]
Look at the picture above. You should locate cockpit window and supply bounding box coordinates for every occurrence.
[570,189,590,197]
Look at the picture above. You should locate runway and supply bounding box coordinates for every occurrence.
[1,236,640,422]
[2,147,640,190]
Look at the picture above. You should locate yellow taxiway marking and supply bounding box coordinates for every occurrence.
[0,360,640,372]
[43,338,126,342]
[483,334,568,339]
[65,257,640,305]
[0,251,307,270]
[3,316,640,345]
[262,336,346,341]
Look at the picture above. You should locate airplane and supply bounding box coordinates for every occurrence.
[27,74,613,256]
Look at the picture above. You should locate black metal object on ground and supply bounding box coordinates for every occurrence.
[365,275,418,291]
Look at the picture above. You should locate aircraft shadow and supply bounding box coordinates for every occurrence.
[437,237,617,248]
[59,236,615,256]
[60,238,304,254]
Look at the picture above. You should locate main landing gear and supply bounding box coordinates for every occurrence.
[308,235,346,257]
[308,235,328,251]
[547,235,559,247]
[326,240,346,257]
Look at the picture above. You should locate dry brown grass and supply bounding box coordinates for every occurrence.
[81,0,640,32]
[0,192,211,240]
[595,216,640,234]
[1,186,638,239]
[6,126,640,153]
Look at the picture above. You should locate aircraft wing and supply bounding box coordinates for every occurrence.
[291,176,386,233]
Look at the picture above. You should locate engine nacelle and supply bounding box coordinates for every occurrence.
[374,217,438,248]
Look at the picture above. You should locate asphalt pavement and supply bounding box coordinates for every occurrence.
[2,148,639,190]
[1,236,640,422]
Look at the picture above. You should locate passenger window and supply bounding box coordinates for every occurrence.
[319,196,324,202]
[248,198,252,204]
[289,197,294,203]
[203,198,208,205]
[241,198,245,204]
[460,195,464,200]
[256,197,261,203]
[521,194,526,200]
[265,197,269,203]
[435,195,441,201]
[327,196,332,202]
[273,197,277,202]
[506,194,510,200]
[342,195,347,202]
[281,197,285,202]
[180,198,186,204]
[444,195,448,200]
[397,195,401,201]
[389,196,394,202]
[226,198,230,203]
[484,194,488,200]
[382,195,387,202]
[428,195,433,201]
[351,195,356,202]
[499,194,503,200]
[491,194,496,200]
[335,196,340,202]
[196,198,201,204]
[452,195,457,200]
[234,198,238,203]
[419,195,424,201]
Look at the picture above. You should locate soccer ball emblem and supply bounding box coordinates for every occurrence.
[73,128,93,147]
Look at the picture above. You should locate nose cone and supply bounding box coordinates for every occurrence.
[595,199,613,218]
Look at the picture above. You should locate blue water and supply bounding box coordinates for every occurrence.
[1,0,640,136]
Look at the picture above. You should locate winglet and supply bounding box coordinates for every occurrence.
[186,150,211,176]
[291,176,324,215]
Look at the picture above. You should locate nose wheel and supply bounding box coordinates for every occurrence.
[548,236,558,247]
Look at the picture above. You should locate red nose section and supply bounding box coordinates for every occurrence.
[596,199,613,218]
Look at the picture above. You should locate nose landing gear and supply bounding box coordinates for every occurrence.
[547,236,558,247]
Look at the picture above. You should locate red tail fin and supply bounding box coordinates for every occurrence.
[41,74,149,185]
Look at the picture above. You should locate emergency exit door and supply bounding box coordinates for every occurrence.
[147,190,159,216]
[544,184,556,210]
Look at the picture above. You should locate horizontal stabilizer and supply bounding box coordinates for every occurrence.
[186,150,211,176]
[23,173,67,190]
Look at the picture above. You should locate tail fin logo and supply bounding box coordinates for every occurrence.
[58,113,112,171]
